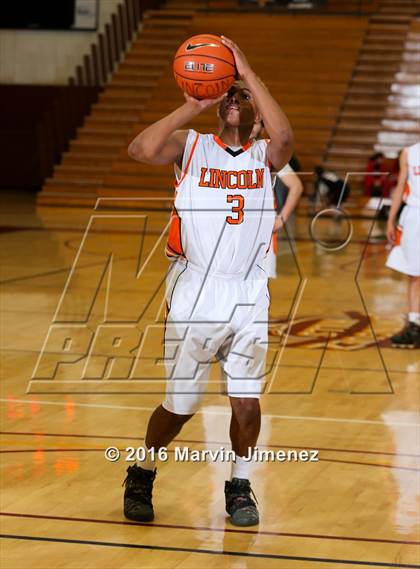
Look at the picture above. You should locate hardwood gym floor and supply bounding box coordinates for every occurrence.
[0,192,419,568]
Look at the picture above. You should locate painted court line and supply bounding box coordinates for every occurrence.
[2,430,419,457]
[1,512,419,546]
[1,534,419,567]
[1,448,419,472]
[1,398,419,427]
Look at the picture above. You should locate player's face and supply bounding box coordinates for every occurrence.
[218,85,258,127]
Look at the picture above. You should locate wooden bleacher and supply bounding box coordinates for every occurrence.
[324,0,420,181]
[39,2,202,206]
[103,14,367,206]
[39,6,367,207]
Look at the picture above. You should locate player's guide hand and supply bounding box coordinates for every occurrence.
[220,36,253,81]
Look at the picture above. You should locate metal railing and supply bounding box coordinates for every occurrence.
[70,0,160,87]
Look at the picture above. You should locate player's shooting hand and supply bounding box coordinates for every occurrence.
[220,36,253,80]
[184,93,225,112]
[386,220,396,244]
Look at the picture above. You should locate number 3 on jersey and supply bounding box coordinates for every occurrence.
[226,194,244,225]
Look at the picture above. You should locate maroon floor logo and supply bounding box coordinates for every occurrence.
[269,310,397,350]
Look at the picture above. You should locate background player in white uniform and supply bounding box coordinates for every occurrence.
[251,121,303,278]
[386,142,420,348]
[264,164,303,277]
[124,36,293,526]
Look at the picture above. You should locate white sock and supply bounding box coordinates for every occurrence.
[139,447,156,472]
[408,312,420,326]
[231,454,251,481]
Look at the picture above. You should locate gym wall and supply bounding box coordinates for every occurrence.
[0,0,123,84]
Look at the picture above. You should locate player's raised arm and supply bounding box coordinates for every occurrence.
[221,36,294,171]
[128,95,223,166]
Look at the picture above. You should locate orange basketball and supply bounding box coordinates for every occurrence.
[173,34,236,100]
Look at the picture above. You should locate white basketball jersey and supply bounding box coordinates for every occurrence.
[406,142,420,207]
[166,129,276,275]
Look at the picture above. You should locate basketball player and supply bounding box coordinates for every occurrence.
[124,36,293,526]
[386,142,420,348]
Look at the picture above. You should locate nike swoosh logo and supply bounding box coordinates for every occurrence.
[186,42,219,51]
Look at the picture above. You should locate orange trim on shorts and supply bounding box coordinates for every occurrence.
[175,132,199,188]
[271,186,278,254]
[403,181,410,200]
[272,232,278,254]
[395,225,402,246]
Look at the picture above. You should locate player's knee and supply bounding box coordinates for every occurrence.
[230,397,260,427]
[172,411,195,425]
[162,397,200,419]
[408,275,420,289]
[163,406,195,425]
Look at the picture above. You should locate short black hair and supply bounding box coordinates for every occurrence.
[370,152,384,160]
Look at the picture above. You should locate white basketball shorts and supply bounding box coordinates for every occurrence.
[162,260,270,415]
[386,205,420,277]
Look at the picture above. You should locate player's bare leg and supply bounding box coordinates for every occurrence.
[229,397,261,456]
[408,275,420,315]
[225,397,261,526]
[145,405,194,450]
[123,406,193,522]
[391,276,420,348]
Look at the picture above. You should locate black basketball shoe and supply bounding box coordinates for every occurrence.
[225,478,259,526]
[391,322,420,349]
[123,464,156,522]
